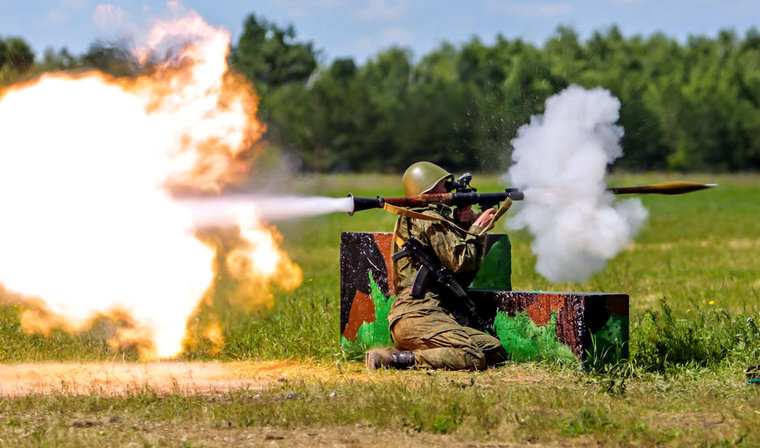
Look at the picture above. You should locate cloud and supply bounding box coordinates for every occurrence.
[42,0,94,26]
[485,1,573,18]
[272,0,348,19]
[282,7,311,20]
[93,4,130,30]
[42,9,70,26]
[308,0,347,6]
[355,36,374,53]
[61,0,91,10]
[354,0,409,22]
[378,26,415,47]
[350,26,414,56]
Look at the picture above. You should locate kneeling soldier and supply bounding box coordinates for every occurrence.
[366,161,507,370]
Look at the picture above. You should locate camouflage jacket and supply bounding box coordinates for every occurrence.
[387,204,487,327]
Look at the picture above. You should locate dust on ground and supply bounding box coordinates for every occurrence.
[0,361,556,396]
[0,361,337,396]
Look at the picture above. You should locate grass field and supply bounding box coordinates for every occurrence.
[0,172,759,446]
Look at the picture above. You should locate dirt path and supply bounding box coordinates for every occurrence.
[0,360,341,396]
[0,361,555,396]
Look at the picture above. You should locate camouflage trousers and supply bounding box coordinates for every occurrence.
[390,311,506,370]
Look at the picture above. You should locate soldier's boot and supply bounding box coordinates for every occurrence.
[365,348,415,371]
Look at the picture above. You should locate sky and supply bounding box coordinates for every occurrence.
[1,0,759,64]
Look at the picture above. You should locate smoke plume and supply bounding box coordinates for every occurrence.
[506,85,648,282]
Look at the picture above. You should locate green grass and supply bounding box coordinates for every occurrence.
[0,365,758,446]
[0,172,759,446]
[222,171,760,368]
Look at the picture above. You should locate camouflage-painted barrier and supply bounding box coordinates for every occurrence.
[340,232,628,364]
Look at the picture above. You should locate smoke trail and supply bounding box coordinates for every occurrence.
[179,196,354,227]
[506,85,648,282]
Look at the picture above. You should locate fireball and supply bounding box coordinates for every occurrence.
[0,5,301,359]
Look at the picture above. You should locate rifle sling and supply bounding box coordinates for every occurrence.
[383,203,483,237]
[383,203,441,221]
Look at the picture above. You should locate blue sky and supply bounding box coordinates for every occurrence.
[1,0,759,64]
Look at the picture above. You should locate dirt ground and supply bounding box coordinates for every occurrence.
[0,360,343,396]
[0,362,740,447]
[63,423,591,448]
[0,361,555,396]
[0,362,574,447]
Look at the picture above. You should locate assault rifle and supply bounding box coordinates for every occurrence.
[347,175,716,215]
[392,237,494,333]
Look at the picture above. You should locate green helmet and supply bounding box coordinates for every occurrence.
[402,161,452,196]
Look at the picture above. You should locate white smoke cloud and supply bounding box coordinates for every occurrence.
[506,85,648,282]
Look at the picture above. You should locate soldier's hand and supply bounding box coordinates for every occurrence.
[473,208,496,229]
[454,205,475,226]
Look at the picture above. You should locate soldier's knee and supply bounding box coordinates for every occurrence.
[389,320,413,350]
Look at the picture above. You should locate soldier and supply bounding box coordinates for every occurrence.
[366,161,507,370]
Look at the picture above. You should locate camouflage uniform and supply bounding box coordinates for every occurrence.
[388,204,507,370]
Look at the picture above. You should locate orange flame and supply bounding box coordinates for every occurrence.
[0,6,301,359]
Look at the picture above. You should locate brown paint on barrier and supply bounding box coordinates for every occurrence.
[372,232,394,290]
[342,291,376,340]
[339,232,391,333]
[555,295,582,357]
[524,293,564,326]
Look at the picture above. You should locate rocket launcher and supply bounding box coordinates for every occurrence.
[347,180,716,216]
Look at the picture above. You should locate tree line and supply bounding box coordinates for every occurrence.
[4,17,760,173]
[0,37,35,81]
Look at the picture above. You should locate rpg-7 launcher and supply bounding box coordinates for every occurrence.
[347,176,716,215]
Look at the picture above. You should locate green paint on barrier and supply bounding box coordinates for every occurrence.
[470,235,511,291]
[586,315,629,365]
[492,310,576,363]
[341,272,395,360]
[356,272,395,347]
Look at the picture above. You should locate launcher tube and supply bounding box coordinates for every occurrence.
[347,182,713,215]
[347,190,523,215]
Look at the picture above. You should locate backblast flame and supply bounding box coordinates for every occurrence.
[0,6,301,359]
